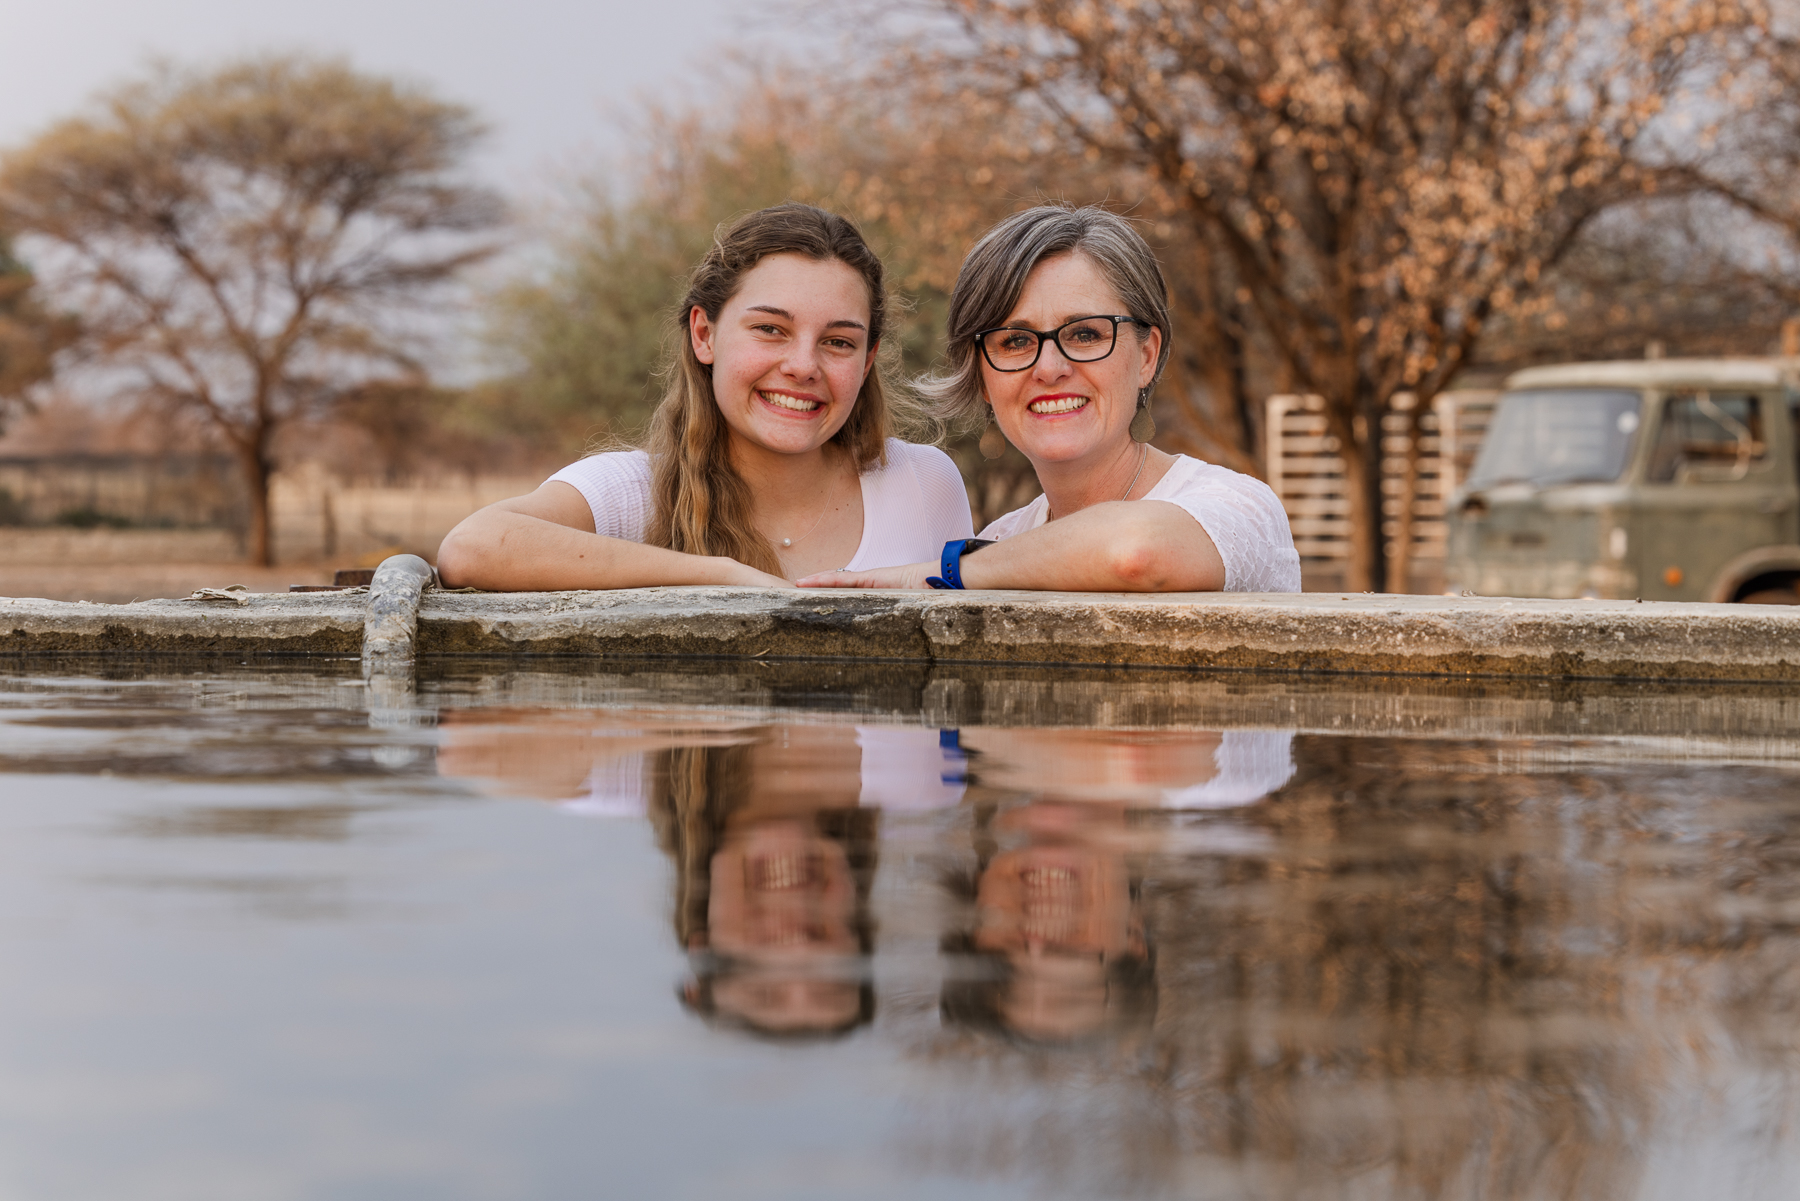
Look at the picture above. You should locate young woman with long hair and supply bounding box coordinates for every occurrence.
[438,203,972,589]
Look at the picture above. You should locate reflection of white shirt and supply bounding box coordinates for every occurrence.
[854,727,969,811]
[559,738,653,818]
[977,454,1301,592]
[1159,729,1296,809]
[556,726,967,818]
[554,726,1294,817]
[547,439,973,571]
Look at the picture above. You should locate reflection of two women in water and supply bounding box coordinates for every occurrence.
[437,711,1296,1044]
[441,710,1800,1194]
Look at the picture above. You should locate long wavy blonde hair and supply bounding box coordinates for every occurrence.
[645,204,895,575]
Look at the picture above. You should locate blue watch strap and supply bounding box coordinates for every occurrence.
[925,539,965,589]
[925,539,994,590]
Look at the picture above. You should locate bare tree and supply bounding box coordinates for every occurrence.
[1477,198,1795,366]
[0,56,503,564]
[0,234,77,431]
[1691,16,1800,316]
[874,0,1762,589]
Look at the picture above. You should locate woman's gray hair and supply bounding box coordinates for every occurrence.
[916,204,1173,429]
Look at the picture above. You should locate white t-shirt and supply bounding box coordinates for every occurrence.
[547,438,973,572]
[555,726,1293,817]
[977,454,1302,593]
[1158,729,1296,809]
[558,726,967,818]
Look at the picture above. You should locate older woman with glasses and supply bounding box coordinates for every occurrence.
[798,204,1299,594]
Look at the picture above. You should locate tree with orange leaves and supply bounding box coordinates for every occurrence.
[876,0,1765,589]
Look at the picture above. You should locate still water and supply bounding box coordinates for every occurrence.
[3,661,1800,1200]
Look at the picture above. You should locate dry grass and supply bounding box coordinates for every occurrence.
[4,560,335,604]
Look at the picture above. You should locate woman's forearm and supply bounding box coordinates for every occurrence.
[957,500,1225,592]
[436,508,773,591]
[795,500,1226,593]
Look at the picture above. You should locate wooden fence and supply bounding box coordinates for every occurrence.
[1264,391,1497,565]
[0,456,544,566]
[0,453,241,528]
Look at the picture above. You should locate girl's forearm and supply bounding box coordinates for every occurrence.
[436,509,758,591]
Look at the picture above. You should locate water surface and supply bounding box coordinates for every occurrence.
[2,662,1799,1200]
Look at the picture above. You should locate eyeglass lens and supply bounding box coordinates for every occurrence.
[981,318,1119,370]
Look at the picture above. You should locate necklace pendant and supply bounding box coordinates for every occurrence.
[781,538,792,547]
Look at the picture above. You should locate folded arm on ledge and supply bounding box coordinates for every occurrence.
[796,499,1225,592]
[435,482,794,591]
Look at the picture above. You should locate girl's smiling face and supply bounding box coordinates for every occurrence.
[690,253,877,460]
[981,252,1160,470]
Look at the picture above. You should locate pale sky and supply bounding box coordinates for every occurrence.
[0,0,763,196]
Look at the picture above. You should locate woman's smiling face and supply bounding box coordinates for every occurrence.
[981,252,1160,470]
[690,253,876,460]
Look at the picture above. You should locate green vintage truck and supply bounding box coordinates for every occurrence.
[1445,358,1800,603]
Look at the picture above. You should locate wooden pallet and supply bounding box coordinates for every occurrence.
[1264,391,1496,562]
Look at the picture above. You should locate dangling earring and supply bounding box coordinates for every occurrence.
[979,408,1007,460]
[1129,393,1156,444]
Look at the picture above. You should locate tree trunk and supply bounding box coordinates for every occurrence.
[1340,410,1386,593]
[239,445,274,567]
[1161,358,1262,477]
[1161,242,1261,475]
[1386,404,1421,594]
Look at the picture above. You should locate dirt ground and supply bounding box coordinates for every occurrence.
[4,561,341,604]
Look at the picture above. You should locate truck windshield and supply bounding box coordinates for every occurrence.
[1466,388,1643,489]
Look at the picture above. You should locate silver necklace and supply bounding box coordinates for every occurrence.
[1048,444,1151,523]
[1121,442,1148,500]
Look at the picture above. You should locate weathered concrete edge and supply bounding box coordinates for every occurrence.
[413,588,1800,683]
[0,594,364,659]
[10,587,1800,682]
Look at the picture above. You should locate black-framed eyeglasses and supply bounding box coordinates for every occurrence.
[974,315,1151,373]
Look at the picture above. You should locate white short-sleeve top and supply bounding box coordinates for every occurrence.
[558,726,968,818]
[554,725,1291,819]
[976,454,1302,593]
[546,438,973,571]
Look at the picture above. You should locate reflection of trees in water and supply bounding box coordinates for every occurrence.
[914,737,1800,1199]
[121,803,363,842]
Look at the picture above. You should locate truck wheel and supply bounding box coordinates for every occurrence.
[1731,571,1800,604]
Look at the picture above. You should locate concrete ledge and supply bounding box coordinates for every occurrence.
[8,585,1800,681]
[0,591,364,658]
[416,587,1800,681]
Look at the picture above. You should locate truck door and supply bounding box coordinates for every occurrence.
[1635,390,1788,600]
